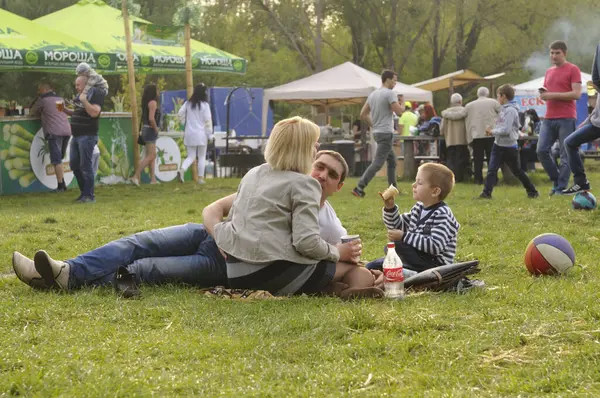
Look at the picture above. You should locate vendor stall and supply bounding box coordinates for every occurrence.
[0,113,133,195]
[34,0,247,75]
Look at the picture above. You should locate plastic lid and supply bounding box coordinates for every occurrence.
[387,242,395,248]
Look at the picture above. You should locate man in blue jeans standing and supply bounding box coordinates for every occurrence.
[352,70,405,198]
[536,40,582,195]
[62,76,104,203]
[562,44,600,195]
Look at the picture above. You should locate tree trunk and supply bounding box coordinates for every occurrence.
[122,0,140,169]
[387,0,397,69]
[314,0,324,72]
[431,0,442,77]
[185,21,198,182]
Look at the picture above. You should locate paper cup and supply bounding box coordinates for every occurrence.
[340,234,360,243]
[381,184,400,200]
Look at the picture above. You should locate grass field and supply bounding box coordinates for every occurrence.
[1,168,600,396]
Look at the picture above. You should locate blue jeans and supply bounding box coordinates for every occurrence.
[70,135,98,198]
[66,223,227,290]
[358,133,396,190]
[564,122,600,186]
[483,144,537,196]
[536,118,576,190]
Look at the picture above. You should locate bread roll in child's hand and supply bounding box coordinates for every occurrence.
[379,184,399,209]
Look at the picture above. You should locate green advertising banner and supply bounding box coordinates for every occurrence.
[0,49,117,72]
[0,114,133,195]
[118,52,246,74]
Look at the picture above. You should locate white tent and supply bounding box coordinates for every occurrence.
[261,62,433,135]
[514,72,592,95]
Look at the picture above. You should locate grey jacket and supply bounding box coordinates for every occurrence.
[587,44,600,128]
[492,102,520,147]
[214,163,340,265]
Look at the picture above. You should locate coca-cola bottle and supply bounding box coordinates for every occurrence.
[383,242,404,299]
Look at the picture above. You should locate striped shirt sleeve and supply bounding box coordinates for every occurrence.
[382,205,411,231]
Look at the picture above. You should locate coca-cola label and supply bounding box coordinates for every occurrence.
[384,267,404,282]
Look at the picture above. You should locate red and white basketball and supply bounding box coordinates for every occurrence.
[524,233,575,275]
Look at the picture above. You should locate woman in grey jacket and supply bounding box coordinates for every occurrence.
[214,117,380,297]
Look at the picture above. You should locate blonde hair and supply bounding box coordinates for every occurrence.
[418,163,455,201]
[264,116,320,175]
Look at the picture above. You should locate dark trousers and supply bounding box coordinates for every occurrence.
[70,135,98,199]
[483,144,537,196]
[365,241,440,273]
[446,145,471,182]
[472,137,494,184]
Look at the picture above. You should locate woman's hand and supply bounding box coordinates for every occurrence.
[336,239,362,264]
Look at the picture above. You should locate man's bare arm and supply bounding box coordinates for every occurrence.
[390,101,404,115]
[542,83,582,101]
[360,102,372,127]
[202,193,237,237]
[80,96,101,118]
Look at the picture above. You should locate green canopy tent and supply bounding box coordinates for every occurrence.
[34,0,247,75]
[0,7,117,73]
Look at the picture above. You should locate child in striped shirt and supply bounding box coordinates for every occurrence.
[380,163,460,272]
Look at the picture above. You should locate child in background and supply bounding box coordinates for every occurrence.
[76,62,109,99]
[479,84,539,199]
[367,163,460,276]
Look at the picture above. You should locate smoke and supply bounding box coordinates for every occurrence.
[525,11,599,78]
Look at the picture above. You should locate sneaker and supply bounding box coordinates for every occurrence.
[79,196,96,203]
[352,187,365,198]
[33,250,70,290]
[561,182,590,195]
[130,177,140,187]
[12,252,52,290]
[527,191,540,198]
[177,169,185,183]
[477,192,492,199]
[197,178,206,185]
[455,277,485,293]
[114,266,141,299]
[74,195,83,202]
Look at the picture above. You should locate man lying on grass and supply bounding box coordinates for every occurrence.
[12,150,384,297]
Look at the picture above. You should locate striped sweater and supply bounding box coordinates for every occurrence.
[382,201,460,265]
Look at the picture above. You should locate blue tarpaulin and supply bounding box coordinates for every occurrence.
[160,87,273,136]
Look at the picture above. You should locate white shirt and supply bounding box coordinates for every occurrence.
[178,101,212,146]
[319,201,347,245]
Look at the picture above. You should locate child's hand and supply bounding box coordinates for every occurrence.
[381,195,395,209]
[387,229,403,242]
[485,126,493,136]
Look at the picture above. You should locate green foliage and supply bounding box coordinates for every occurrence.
[1,172,600,394]
[106,0,141,17]
[172,1,203,27]
[2,0,599,120]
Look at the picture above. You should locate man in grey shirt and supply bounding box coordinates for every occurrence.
[353,70,405,197]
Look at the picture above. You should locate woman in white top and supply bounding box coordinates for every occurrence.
[177,83,213,184]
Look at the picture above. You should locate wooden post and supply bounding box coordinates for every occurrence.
[184,21,198,181]
[122,0,140,169]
